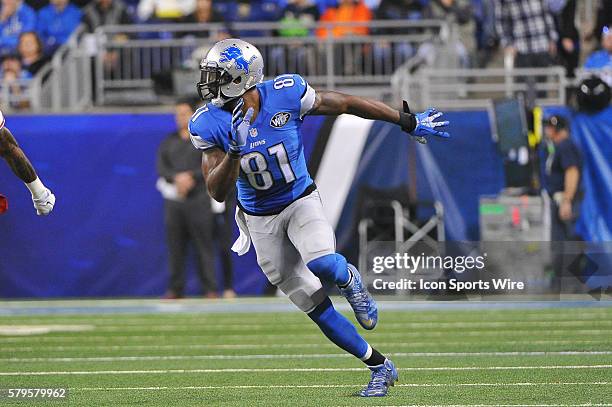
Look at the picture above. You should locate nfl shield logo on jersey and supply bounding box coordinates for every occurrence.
[270,112,291,128]
[249,128,258,137]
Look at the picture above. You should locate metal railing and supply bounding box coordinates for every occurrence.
[47,27,92,111]
[92,20,449,104]
[574,67,612,86]
[1,26,92,113]
[394,66,569,110]
[6,20,608,112]
[0,79,36,110]
[0,54,56,111]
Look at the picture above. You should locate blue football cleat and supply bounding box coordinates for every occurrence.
[339,264,378,330]
[360,359,399,397]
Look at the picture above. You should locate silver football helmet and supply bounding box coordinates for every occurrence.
[196,38,264,107]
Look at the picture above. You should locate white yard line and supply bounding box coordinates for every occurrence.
[9,320,602,332]
[1,365,611,376]
[2,329,611,344]
[74,382,611,391]
[7,319,612,328]
[4,314,610,325]
[3,351,612,363]
[2,339,608,353]
[0,325,94,335]
[0,334,329,343]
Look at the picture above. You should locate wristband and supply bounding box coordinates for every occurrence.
[26,177,46,198]
[227,129,242,158]
[228,148,241,159]
[398,111,416,133]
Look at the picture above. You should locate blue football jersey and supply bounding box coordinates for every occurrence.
[189,74,317,215]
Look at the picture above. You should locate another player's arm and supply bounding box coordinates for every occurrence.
[201,148,240,202]
[309,90,450,141]
[0,127,37,183]
[0,125,55,215]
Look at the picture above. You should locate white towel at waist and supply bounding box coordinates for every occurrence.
[231,206,251,256]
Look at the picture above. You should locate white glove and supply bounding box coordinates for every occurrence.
[25,178,55,215]
[228,98,255,155]
[32,188,55,216]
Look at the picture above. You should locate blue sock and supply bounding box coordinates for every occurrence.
[308,297,369,359]
[307,253,350,286]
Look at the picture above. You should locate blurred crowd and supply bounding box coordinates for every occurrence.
[1,0,611,107]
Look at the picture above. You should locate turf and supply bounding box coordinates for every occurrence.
[0,301,611,406]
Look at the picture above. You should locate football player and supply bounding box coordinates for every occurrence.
[189,39,450,397]
[0,109,55,215]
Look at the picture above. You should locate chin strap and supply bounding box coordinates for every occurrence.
[210,98,225,107]
[214,78,262,107]
[214,87,254,108]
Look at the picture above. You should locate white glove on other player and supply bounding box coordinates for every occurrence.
[32,188,55,216]
[26,178,55,216]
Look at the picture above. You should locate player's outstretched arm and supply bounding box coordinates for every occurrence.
[309,90,450,143]
[310,90,402,123]
[0,124,56,215]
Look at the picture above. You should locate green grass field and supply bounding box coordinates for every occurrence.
[0,300,611,406]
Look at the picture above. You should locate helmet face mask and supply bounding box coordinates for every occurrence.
[196,39,264,107]
[196,61,231,103]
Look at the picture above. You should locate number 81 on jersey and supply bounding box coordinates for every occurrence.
[240,142,296,190]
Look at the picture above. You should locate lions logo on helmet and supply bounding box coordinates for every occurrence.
[219,46,257,74]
